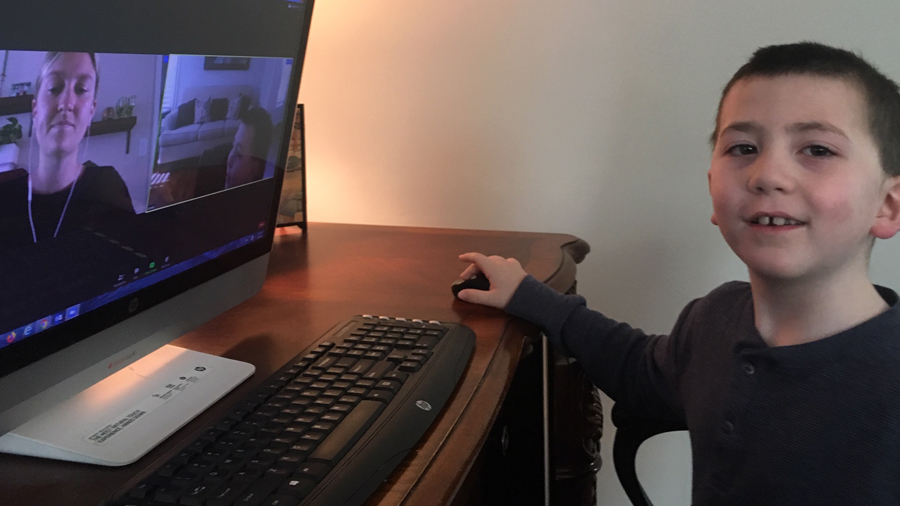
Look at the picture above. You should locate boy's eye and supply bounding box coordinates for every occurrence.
[725,144,757,156]
[802,145,835,157]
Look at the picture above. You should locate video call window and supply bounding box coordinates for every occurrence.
[0,51,161,235]
[0,49,298,350]
[147,55,294,211]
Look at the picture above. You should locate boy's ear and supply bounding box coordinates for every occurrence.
[708,171,719,225]
[871,175,900,239]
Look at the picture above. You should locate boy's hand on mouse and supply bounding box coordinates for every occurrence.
[457,252,528,309]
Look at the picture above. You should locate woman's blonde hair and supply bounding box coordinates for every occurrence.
[34,52,100,98]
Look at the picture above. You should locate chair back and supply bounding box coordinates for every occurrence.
[611,403,687,506]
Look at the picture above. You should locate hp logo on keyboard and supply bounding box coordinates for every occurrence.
[415,400,433,411]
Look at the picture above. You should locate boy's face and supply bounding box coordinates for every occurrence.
[708,75,897,283]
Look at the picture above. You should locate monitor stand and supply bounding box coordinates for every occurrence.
[0,345,254,466]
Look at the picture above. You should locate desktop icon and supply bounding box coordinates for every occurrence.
[4,331,16,344]
[38,318,51,331]
[66,304,81,320]
[24,324,34,337]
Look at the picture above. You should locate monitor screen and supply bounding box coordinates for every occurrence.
[0,0,315,460]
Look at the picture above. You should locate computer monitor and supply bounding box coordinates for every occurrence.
[0,0,315,465]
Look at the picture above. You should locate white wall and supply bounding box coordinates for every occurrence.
[297,1,900,504]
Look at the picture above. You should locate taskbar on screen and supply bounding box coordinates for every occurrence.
[0,230,266,350]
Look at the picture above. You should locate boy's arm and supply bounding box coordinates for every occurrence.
[509,277,691,419]
[458,253,688,420]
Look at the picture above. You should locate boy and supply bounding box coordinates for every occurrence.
[457,42,900,505]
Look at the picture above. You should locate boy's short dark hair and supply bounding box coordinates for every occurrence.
[712,42,900,177]
[239,107,274,161]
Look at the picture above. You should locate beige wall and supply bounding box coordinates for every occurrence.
[298,1,900,504]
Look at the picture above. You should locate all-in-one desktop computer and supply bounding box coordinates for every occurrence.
[0,2,475,504]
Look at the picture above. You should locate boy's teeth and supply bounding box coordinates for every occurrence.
[754,215,801,226]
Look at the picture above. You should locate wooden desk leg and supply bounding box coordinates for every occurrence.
[549,351,604,505]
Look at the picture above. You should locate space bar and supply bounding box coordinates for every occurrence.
[308,400,387,465]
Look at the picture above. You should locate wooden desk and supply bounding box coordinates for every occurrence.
[0,222,598,506]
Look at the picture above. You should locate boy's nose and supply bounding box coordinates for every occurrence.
[746,153,794,194]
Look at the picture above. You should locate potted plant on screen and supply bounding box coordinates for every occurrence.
[0,117,23,172]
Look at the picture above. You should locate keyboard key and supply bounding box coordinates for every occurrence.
[313,397,335,407]
[311,421,334,432]
[233,469,264,482]
[416,336,439,350]
[153,481,188,503]
[337,395,360,406]
[386,351,407,363]
[321,411,345,423]
[207,481,252,506]
[127,477,160,499]
[398,361,422,372]
[318,351,341,367]
[156,461,181,478]
[180,482,217,506]
[384,371,409,383]
[396,339,416,349]
[262,495,301,506]
[233,474,284,506]
[307,400,385,466]
[362,361,394,380]
[277,477,316,499]
[348,359,374,375]
[366,390,395,404]
[300,431,326,443]
[374,379,401,394]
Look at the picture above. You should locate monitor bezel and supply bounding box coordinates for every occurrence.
[0,0,315,388]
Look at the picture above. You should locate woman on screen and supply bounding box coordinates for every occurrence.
[4,52,135,243]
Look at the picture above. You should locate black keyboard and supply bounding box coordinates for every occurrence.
[108,315,476,506]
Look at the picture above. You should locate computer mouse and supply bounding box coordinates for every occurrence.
[451,272,491,298]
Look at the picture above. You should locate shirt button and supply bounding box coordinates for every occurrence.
[723,420,734,433]
[742,363,755,375]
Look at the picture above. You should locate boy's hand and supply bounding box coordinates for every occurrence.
[456,252,528,309]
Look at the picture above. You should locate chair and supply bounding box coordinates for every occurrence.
[611,403,688,506]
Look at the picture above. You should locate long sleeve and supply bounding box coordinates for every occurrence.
[505,275,691,420]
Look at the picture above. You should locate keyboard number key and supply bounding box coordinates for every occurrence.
[295,461,332,483]
[373,379,401,394]
[398,360,422,372]
[366,390,395,404]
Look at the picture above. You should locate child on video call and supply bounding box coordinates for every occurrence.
[458,42,900,505]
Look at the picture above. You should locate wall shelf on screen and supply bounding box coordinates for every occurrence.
[0,94,33,116]
[88,116,138,154]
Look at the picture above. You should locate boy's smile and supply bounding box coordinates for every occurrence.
[708,75,890,284]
